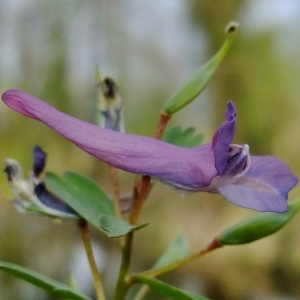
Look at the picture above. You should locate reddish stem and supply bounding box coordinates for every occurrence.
[129,175,151,225]
[155,112,171,140]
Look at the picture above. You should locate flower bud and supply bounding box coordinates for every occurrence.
[163,21,239,115]
[97,77,124,132]
[4,147,78,219]
[218,198,300,245]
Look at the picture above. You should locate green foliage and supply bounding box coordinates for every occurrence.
[134,276,210,300]
[45,171,114,229]
[155,232,190,268]
[0,260,92,300]
[132,232,190,299]
[163,22,238,115]
[162,126,203,148]
[219,198,300,245]
[99,214,148,238]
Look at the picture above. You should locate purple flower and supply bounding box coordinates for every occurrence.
[2,90,298,212]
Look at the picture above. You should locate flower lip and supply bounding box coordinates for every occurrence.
[225,144,250,177]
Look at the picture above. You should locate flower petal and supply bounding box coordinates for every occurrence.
[4,158,24,182]
[5,152,78,218]
[211,101,236,174]
[217,156,298,212]
[224,144,250,177]
[2,90,217,190]
[33,145,47,177]
[34,182,78,217]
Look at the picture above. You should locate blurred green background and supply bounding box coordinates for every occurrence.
[1,0,300,299]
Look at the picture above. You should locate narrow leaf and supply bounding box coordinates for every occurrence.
[0,260,92,300]
[219,198,300,245]
[134,276,210,300]
[163,22,238,115]
[162,126,203,148]
[45,172,114,229]
[99,214,148,237]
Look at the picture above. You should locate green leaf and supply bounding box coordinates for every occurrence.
[133,233,190,300]
[163,22,238,115]
[63,171,114,216]
[134,276,210,300]
[99,214,148,237]
[219,198,300,245]
[155,232,190,268]
[0,260,92,300]
[45,171,114,229]
[162,126,203,148]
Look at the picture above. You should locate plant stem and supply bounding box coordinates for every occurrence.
[109,165,123,220]
[130,237,222,284]
[108,165,126,247]
[132,284,150,300]
[112,231,134,300]
[129,111,169,226]
[155,112,171,140]
[78,220,106,300]
[129,175,151,225]
[113,108,170,300]
[113,174,151,299]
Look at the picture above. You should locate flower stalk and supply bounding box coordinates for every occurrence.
[114,107,169,299]
[109,164,126,247]
[129,175,151,225]
[132,284,149,300]
[155,112,171,140]
[130,237,222,283]
[78,219,106,300]
[113,231,134,300]
[108,165,123,220]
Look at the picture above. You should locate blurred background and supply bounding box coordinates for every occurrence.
[1,0,300,299]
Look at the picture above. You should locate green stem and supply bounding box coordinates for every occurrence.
[109,165,123,220]
[109,165,126,247]
[132,284,150,300]
[108,165,126,248]
[130,237,222,285]
[113,100,171,300]
[113,174,151,299]
[78,220,106,300]
[113,232,134,300]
